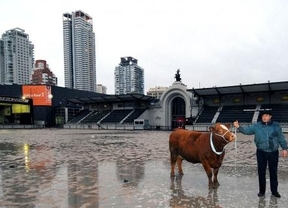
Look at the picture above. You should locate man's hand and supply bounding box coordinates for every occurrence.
[233,120,239,128]
[281,149,288,157]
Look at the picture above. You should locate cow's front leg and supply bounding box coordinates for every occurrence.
[202,162,213,188]
[176,156,184,175]
[212,168,220,188]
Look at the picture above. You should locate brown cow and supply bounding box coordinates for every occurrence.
[169,123,236,188]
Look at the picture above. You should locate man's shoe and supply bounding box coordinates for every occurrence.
[258,192,265,197]
[272,192,281,198]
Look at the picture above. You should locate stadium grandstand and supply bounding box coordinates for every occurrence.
[188,81,288,132]
[62,81,288,131]
[64,93,153,129]
[1,80,288,131]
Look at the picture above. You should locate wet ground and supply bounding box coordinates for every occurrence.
[0,129,287,208]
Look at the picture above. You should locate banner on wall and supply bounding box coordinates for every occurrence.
[22,85,52,106]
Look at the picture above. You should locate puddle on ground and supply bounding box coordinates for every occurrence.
[0,129,287,207]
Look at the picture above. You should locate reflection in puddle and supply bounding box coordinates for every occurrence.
[0,129,287,207]
[116,151,145,187]
[258,196,279,208]
[170,175,222,207]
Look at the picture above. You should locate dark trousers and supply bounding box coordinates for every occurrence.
[256,149,279,194]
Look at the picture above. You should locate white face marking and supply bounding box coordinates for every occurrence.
[220,124,228,131]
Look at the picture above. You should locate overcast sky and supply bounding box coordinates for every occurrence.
[1,0,288,94]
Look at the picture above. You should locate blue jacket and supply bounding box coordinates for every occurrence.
[238,121,288,152]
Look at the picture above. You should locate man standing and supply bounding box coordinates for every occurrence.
[233,110,288,198]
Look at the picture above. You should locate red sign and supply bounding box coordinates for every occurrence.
[22,85,52,106]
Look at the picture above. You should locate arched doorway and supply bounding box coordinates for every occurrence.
[171,97,186,129]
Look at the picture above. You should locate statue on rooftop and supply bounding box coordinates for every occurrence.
[175,69,181,82]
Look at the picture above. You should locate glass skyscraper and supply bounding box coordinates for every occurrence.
[0,28,34,85]
[63,10,96,92]
[114,57,144,95]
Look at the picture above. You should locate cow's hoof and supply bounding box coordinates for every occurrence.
[211,184,219,189]
[208,183,219,189]
[213,182,220,188]
[176,174,183,181]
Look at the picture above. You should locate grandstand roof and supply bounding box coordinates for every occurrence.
[66,93,155,104]
[188,81,288,97]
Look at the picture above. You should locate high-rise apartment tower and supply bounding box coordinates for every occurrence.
[31,60,57,85]
[63,10,96,92]
[114,57,144,95]
[0,28,34,85]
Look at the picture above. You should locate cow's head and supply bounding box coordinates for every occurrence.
[209,123,236,142]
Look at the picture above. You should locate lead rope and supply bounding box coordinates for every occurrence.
[234,127,237,154]
[234,127,237,173]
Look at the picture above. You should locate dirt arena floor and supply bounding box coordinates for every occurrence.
[0,128,287,208]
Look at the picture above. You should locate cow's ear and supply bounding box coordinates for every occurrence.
[225,123,231,129]
[209,126,215,132]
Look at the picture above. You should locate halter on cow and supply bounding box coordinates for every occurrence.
[169,123,236,188]
[210,124,231,155]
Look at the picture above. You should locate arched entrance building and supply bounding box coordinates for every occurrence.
[148,81,195,130]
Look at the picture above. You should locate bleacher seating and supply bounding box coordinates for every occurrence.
[196,106,218,123]
[68,104,288,125]
[81,111,109,123]
[258,104,288,123]
[101,109,132,123]
[216,105,256,123]
[68,109,91,123]
[123,109,146,123]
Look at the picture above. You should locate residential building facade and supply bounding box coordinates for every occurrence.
[63,10,96,92]
[114,57,144,95]
[147,86,169,99]
[31,60,57,85]
[0,41,3,84]
[0,28,34,85]
[96,84,107,94]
